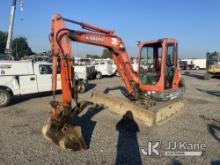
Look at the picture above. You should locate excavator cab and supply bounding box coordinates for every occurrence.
[139,41,162,85]
[138,38,182,100]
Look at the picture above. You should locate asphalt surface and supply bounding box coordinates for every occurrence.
[0,70,220,165]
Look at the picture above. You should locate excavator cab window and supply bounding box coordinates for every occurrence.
[165,44,175,89]
[139,43,162,85]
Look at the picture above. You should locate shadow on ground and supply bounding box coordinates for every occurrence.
[197,88,220,97]
[182,71,204,79]
[103,86,127,97]
[212,76,220,80]
[10,91,53,106]
[73,105,103,148]
[207,124,220,144]
[211,159,220,165]
[8,83,96,107]
[115,111,142,165]
[85,83,96,92]
[200,115,220,144]
[169,159,183,165]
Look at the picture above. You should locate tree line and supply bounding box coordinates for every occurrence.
[86,49,112,59]
[0,30,113,59]
[0,31,33,59]
[206,51,219,57]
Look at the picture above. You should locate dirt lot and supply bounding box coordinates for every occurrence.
[0,70,220,165]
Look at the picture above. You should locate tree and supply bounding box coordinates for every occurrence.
[206,51,219,59]
[0,31,33,58]
[12,37,33,58]
[86,54,101,59]
[0,31,8,54]
[101,48,112,58]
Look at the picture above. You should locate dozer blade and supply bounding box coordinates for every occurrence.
[89,91,155,126]
[42,101,92,151]
[89,91,186,126]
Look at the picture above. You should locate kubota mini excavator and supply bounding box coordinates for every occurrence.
[42,13,185,150]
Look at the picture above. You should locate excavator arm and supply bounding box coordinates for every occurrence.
[68,31,139,95]
[50,13,141,114]
[42,14,89,151]
[50,14,74,116]
[63,18,140,97]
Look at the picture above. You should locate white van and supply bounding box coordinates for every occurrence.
[191,59,206,70]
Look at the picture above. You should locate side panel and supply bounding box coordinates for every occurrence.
[19,75,38,94]
[35,64,52,92]
[192,59,206,69]
[37,74,62,92]
[0,76,20,95]
[36,66,62,92]
[95,63,114,76]
[0,61,33,76]
[37,74,52,92]
[74,65,87,80]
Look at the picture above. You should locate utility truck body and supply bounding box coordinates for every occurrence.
[0,61,87,107]
[191,59,206,70]
[92,59,115,79]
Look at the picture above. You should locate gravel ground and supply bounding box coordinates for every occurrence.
[0,70,220,165]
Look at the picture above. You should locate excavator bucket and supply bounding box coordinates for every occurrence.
[42,123,87,151]
[42,101,92,151]
[89,91,186,126]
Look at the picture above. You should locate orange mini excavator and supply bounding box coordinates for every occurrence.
[42,13,185,150]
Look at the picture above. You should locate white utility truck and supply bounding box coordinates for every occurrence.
[73,57,97,79]
[131,58,139,72]
[0,61,87,107]
[180,58,206,70]
[74,64,96,80]
[93,59,116,79]
[191,59,206,70]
